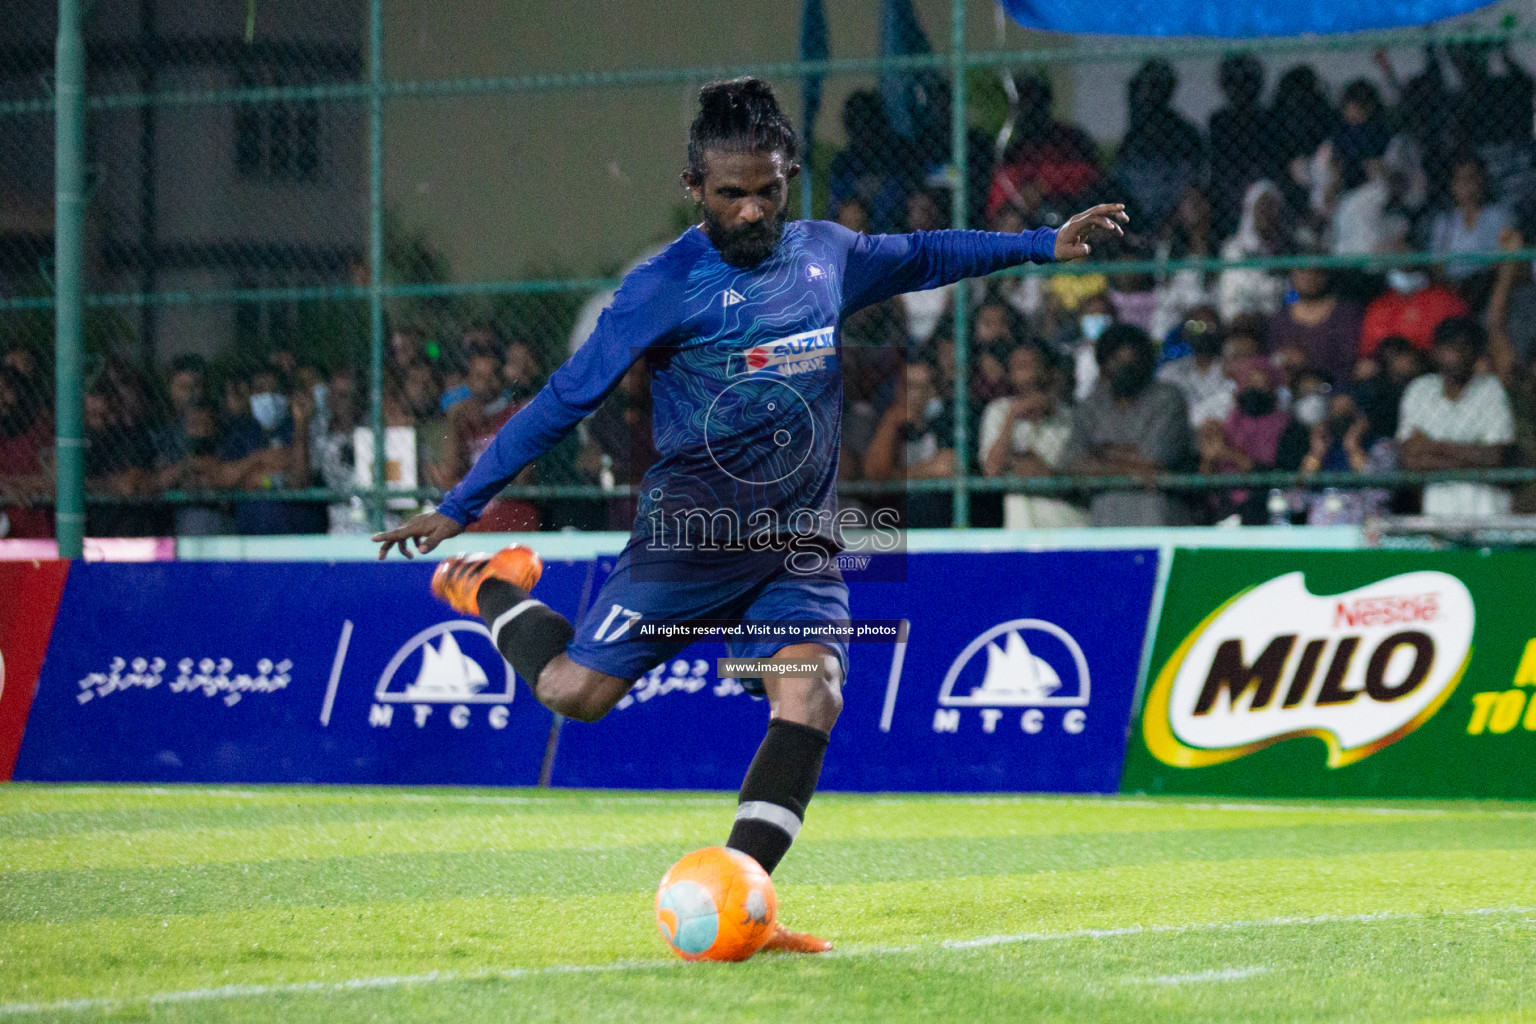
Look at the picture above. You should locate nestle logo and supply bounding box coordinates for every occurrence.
[1333,593,1439,629]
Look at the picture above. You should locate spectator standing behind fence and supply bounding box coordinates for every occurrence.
[1397,317,1516,518]
[1209,54,1277,237]
[577,360,657,532]
[1218,180,1289,322]
[0,367,51,539]
[1111,60,1206,235]
[82,389,163,537]
[1197,357,1309,524]
[1360,259,1469,355]
[979,344,1086,529]
[153,401,233,537]
[898,188,955,343]
[217,367,316,535]
[986,74,1103,227]
[829,91,909,235]
[1430,155,1514,294]
[1447,41,1536,202]
[1061,323,1194,526]
[1271,65,1338,214]
[864,361,955,529]
[1298,387,1395,524]
[1266,264,1365,383]
[433,348,538,532]
[1151,185,1219,342]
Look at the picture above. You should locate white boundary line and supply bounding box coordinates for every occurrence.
[2,905,1528,1017]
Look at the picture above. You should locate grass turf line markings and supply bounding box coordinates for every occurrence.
[1137,967,1272,985]
[1,905,1527,1018]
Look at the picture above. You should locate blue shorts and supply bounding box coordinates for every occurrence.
[564,542,851,694]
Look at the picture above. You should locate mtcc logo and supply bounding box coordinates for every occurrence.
[933,619,1091,735]
[369,620,517,730]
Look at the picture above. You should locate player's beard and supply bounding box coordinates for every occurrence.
[703,207,786,269]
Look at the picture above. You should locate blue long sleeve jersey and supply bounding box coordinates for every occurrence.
[435,221,1058,542]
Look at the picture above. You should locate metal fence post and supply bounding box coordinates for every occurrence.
[949,0,970,528]
[367,0,387,531]
[54,0,86,559]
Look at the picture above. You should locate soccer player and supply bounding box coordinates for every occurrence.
[374,78,1125,952]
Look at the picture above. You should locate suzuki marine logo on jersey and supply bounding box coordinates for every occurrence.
[1144,571,1474,769]
[368,620,516,729]
[931,619,1090,735]
[730,327,836,379]
[722,288,746,308]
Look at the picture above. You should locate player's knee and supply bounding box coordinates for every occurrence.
[535,661,614,723]
[795,659,843,731]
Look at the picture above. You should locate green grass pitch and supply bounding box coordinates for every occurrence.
[0,785,1533,1022]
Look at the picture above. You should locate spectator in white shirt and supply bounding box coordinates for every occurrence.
[1156,305,1229,426]
[978,344,1087,529]
[1396,316,1515,517]
[1429,154,1515,284]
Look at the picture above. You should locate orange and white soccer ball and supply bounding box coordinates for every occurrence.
[655,846,777,961]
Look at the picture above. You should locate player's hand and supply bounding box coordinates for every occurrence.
[373,510,464,560]
[1054,203,1129,262]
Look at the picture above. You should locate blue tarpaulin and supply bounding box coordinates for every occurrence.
[998,0,1499,38]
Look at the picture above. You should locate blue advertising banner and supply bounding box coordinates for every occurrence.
[13,560,592,785]
[552,549,1159,792]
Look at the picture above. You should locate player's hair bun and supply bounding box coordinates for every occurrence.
[697,77,783,120]
[687,78,797,177]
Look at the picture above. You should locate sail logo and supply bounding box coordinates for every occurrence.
[368,620,517,730]
[1143,571,1474,769]
[932,619,1090,735]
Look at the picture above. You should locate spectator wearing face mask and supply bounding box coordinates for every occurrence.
[1361,264,1469,355]
[217,366,316,535]
[153,402,233,536]
[1197,358,1310,524]
[1061,323,1195,526]
[865,360,956,528]
[1288,365,1335,430]
[1053,291,1117,403]
[1396,317,1515,518]
[1298,388,1395,525]
[1156,307,1229,427]
[1267,265,1366,383]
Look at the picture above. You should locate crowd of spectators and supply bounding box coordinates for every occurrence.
[830,41,1536,528]
[0,326,560,538]
[4,42,1536,536]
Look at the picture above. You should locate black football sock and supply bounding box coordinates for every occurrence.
[725,719,829,875]
[477,578,575,692]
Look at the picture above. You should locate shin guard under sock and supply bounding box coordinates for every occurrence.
[725,719,829,874]
[477,578,575,690]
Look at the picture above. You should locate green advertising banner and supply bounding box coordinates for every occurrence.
[1123,549,1536,798]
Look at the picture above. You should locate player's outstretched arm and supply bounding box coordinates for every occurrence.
[373,510,464,560]
[1053,203,1129,262]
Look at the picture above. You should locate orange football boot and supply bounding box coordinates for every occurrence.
[430,545,544,617]
[759,921,833,954]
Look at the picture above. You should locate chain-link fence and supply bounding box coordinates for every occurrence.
[6,0,1536,547]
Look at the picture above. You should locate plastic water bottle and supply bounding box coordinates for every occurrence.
[1266,488,1291,527]
[599,454,616,492]
[1320,487,1346,525]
